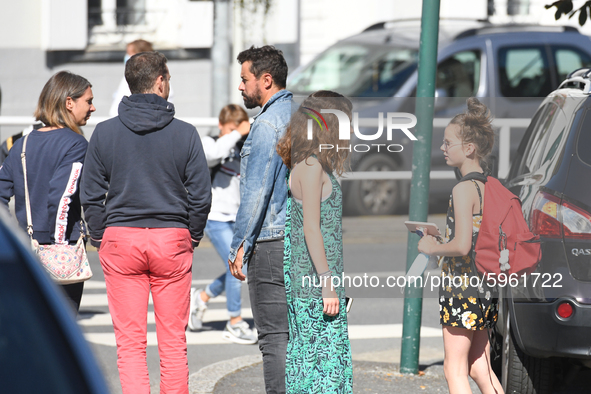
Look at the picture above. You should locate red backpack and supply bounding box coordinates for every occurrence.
[464,173,542,276]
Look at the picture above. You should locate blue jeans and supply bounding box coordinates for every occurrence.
[204,220,242,318]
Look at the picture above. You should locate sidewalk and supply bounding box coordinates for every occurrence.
[189,351,481,394]
[186,214,463,393]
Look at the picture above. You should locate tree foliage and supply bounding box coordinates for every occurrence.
[546,0,591,26]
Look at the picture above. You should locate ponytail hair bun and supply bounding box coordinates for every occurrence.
[450,97,495,166]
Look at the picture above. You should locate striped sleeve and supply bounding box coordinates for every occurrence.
[53,162,83,244]
[47,138,88,244]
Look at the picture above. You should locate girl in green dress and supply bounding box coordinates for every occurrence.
[276,91,353,393]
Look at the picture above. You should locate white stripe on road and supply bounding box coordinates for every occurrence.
[348,324,442,339]
[82,279,222,290]
[83,324,441,347]
[82,281,106,289]
[80,292,227,307]
[78,308,253,326]
[85,330,239,346]
[80,280,442,347]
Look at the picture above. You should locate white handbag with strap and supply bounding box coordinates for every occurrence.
[21,133,92,284]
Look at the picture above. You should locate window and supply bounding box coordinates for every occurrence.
[553,47,591,83]
[289,45,369,94]
[507,0,529,15]
[287,44,418,97]
[88,0,102,28]
[508,104,550,179]
[499,46,552,98]
[539,105,566,168]
[361,50,418,97]
[520,102,560,174]
[116,0,146,26]
[576,109,591,167]
[87,0,146,28]
[436,50,481,98]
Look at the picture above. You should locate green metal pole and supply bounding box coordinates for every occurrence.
[400,0,441,375]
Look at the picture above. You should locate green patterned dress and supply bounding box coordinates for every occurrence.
[283,168,353,394]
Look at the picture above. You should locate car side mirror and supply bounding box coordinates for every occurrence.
[434,88,450,110]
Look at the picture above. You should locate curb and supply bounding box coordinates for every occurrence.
[189,354,263,394]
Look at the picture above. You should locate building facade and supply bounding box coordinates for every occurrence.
[0,0,586,140]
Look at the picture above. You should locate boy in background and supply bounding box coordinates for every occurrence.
[189,104,257,345]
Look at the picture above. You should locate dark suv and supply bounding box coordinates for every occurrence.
[498,68,591,393]
[288,21,591,215]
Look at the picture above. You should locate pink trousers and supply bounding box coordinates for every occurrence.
[99,227,193,394]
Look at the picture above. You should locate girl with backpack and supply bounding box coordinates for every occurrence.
[418,98,503,394]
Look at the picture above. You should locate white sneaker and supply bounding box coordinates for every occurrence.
[222,320,258,345]
[188,288,207,331]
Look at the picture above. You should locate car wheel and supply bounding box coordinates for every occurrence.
[502,320,553,394]
[344,155,402,216]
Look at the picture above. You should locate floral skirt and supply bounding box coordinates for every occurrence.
[439,271,498,330]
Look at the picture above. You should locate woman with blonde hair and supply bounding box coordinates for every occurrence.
[277,90,353,393]
[418,98,503,394]
[0,71,95,311]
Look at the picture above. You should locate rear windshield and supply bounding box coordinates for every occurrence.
[288,44,418,97]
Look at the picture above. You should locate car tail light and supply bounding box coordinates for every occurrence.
[530,192,562,238]
[530,191,591,240]
[561,200,591,239]
[557,301,573,319]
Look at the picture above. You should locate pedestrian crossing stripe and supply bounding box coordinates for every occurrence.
[80,293,228,307]
[82,279,217,290]
[85,331,234,346]
[78,280,443,347]
[82,323,442,347]
[79,308,252,327]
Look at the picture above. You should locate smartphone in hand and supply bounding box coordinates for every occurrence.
[405,221,443,243]
[404,221,441,236]
[345,297,353,313]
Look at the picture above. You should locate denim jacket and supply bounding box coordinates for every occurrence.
[229,90,292,265]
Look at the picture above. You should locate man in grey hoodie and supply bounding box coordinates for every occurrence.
[81,51,211,394]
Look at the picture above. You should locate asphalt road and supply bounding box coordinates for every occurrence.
[79,214,446,393]
[78,214,591,393]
